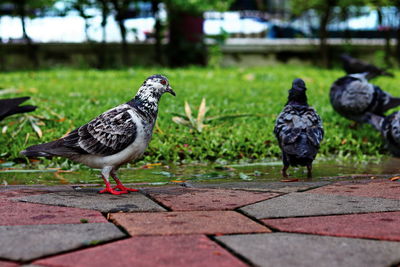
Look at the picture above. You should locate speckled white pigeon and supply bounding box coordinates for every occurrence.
[21,75,175,195]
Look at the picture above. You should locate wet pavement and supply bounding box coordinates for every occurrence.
[0,178,400,266]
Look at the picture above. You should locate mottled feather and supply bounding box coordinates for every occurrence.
[63,104,137,156]
[330,73,400,126]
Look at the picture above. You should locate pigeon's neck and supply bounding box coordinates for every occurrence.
[287,89,308,106]
[127,93,159,121]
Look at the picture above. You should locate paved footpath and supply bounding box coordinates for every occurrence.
[1,178,400,267]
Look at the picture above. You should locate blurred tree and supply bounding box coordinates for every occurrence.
[151,0,163,64]
[362,0,397,66]
[0,0,56,43]
[290,0,338,67]
[110,0,135,66]
[94,0,110,68]
[63,0,95,42]
[0,0,56,66]
[290,0,366,67]
[164,0,234,67]
[395,2,400,65]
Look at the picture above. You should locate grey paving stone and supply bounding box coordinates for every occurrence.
[240,192,400,219]
[216,233,400,267]
[13,190,166,213]
[0,185,74,193]
[0,223,125,262]
[182,181,330,193]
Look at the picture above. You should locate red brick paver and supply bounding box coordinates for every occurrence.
[35,235,247,267]
[309,180,400,200]
[262,211,400,241]
[0,260,19,267]
[0,189,49,199]
[0,198,107,226]
[110,210,270,236]
[145,187,280,211]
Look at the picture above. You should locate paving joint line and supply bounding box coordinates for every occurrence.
[17,227,130,265]
[138,189,173,211]
[261,210,400,220]
[207,235,254,267]
[233,208,275,232]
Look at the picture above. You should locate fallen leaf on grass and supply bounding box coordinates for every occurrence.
[171,180,185,183]
[239,172,252,181]
[281,179,299,182]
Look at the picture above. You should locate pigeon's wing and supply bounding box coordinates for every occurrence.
[63,104,137,156]
[381,112,400,157]
[305,108,324,147]
[275,106,323,146]
[274,106,301,144]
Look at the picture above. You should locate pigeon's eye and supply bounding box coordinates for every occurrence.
[161,80,167,85]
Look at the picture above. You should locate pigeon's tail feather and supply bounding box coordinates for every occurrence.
[283,133,317,166]
[20,149,53,158]
[384,97,400,112]
[367,113,384,131]
[382,70,394,78]
[20,139,78,158]
[0,97,37,121]
[10,105,37,116]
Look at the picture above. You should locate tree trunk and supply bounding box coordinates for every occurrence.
[111,0,130,66]
[319,1,335,68]
[97,0,108,68]
[116,19,129,66]
[377,8,392,67]
[397,24,400,66]
[167,7,206,67]
[17,0,38,67]
[76,7,92,42]
[395,5,400,66]
[152,0,163,65]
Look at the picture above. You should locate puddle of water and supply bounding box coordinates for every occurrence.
[1,157,399,186]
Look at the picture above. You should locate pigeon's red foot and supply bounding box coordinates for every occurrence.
[99,187,128,195]
[113,184,139,192]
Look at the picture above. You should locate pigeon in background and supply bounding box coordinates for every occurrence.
[370,112,400,157]
[21,75,175,195]
[274,78,324,178]
[340,53,394,80]
[0,97,37,121]
[330,73,400,129]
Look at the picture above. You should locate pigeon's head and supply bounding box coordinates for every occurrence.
[292,78,306,92]
[287,78,308,106]
[141,74,175,97]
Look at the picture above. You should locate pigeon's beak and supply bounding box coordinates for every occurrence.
[166,85,176,96]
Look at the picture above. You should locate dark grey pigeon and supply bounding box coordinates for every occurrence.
[21,75,175,195]
[370,112,400,157]
[0,97,37,121]
[330,73,400,129]
[340,53,394,80]
[274,78,324,178]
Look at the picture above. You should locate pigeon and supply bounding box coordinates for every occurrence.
[0,97,37,121]
[340,53,394,80]
[21,75,175,195]
[330,73,400,129]
[274,78,324,178]
[370,112,400,157]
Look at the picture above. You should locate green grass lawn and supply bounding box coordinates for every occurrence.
[1,65,399,169]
